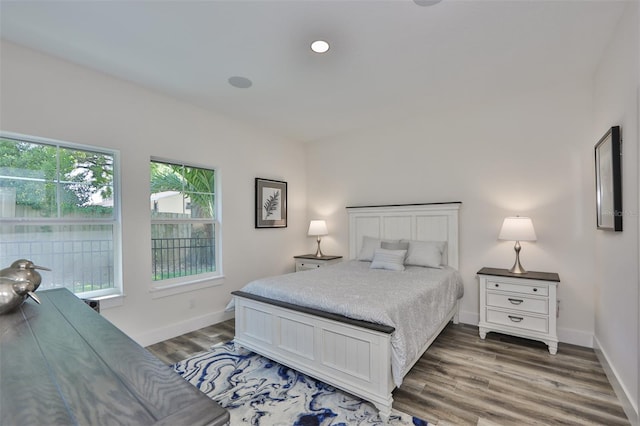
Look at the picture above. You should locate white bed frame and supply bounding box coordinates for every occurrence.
[232,202,461,419]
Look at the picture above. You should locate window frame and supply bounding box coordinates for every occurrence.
[149,157,222,298]
[0,131,123,301]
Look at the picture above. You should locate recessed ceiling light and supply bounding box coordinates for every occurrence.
[310,40,330,54]
[414,0,443,6]
[228,76,252,89]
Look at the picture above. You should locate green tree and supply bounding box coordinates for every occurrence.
[150,162,214,218]
[0,138,113,217]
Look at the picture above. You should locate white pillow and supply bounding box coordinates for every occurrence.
[357,236,381,261]
[402,240,446,268]
[370,248,407,271]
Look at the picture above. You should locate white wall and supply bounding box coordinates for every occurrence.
[306,78,596,347]
[593,2,639,421]
[0,41,308,345]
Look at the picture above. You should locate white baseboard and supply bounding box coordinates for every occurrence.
[593,335,639,425]
[133,309,234,347]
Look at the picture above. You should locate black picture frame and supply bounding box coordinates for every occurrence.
[255,178,287,228]
[595,126,622,231]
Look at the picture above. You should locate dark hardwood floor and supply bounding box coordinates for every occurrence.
[147,318,235,365]
[146,319,629,425]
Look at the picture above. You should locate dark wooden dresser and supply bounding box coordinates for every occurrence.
[0,288,229,426]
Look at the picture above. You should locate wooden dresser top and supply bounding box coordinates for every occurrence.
[0,288,228,426]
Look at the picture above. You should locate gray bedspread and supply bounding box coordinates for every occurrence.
[231,260,463,386]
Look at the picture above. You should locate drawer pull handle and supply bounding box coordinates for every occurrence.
[494,283,499,288]
[508,315,523,322]
[533,288,538,292]
[508,298,523,305]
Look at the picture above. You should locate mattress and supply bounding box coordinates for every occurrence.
[231,260,464,386]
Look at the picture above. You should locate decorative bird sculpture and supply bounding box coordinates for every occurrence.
[0,259,50,315]
[0,259,50,291]
[0,277,41,314]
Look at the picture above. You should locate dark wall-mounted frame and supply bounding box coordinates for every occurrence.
[255,178,287,228]
[595,125,622,231]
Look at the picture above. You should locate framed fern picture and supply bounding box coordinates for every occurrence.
[255,178,287,228]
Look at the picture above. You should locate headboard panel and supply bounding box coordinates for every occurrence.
[346,203,461,269]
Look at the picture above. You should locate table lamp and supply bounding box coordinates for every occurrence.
[498,216,537,274]
[308,220,328,258]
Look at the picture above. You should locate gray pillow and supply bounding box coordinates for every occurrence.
[358,237,402,261]
[381,241,410,251]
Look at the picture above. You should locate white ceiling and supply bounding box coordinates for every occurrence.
[0,0,628,142]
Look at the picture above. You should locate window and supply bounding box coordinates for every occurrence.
[150,159,219,289]
[0,133,121,298]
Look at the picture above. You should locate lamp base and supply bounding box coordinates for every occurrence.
[508,260,527,274]
[509,241,527,274]
[314,237,324,258]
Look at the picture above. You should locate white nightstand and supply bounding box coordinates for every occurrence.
[294,254,342,272]
[477,267,560,354]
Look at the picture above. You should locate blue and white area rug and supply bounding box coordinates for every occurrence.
[173,342,429,425]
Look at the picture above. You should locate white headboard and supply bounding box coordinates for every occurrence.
[346,202,461,269]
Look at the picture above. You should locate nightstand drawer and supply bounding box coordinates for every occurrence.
[487,279,548,296]
[486,292,549,315]
[297,262,322,271]
[486,308,549,333]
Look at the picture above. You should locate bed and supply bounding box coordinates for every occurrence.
[231,202,462,420]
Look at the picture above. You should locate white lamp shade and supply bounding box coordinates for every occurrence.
[308,220,328,236]
[498,217,537,241]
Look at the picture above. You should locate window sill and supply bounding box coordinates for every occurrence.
[150,275,225,299]
[85,293,125,310]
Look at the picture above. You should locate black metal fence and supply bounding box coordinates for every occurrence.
[151,237,215,281]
